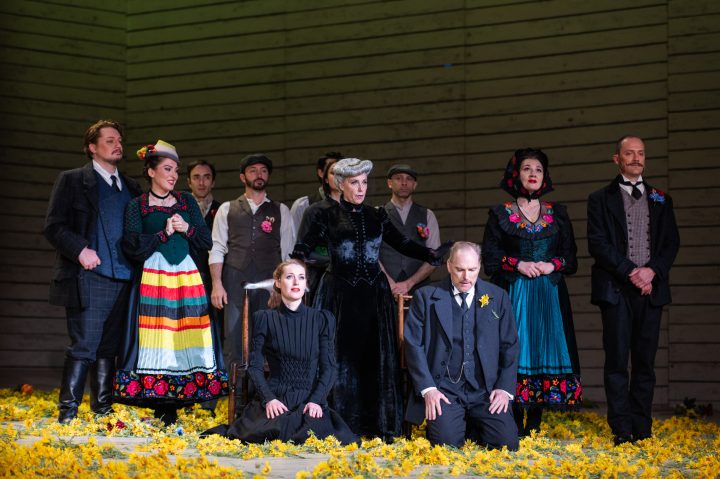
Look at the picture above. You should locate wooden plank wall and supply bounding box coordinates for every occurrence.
[0,0,126,388]
[666,0,720,407]
[0,0,717,409]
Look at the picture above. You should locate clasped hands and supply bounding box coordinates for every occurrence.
[629,267,655,295]
[164,213,189,236]
[265,399,323,419]
[423,388,510,421]
[517,261,554,278]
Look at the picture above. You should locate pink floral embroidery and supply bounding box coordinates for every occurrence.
[208,380,222,395]
[502,256,519,272]
[416,223,430,239]
[153,380,169,396]
[509,213,521,223]
[260,216,275,233]
[126,380,141,397]
[182,382,198,397]
[542,214,553,223]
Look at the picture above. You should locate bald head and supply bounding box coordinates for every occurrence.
[447,242,481,293]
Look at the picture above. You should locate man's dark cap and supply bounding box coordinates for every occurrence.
[240,154,273,174]
[387,164,417,180]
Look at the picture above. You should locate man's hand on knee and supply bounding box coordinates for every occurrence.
[488,389,511,414]
[424,388,451,421]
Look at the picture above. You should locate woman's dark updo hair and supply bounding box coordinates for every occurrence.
[143,156,180,182]
[514,148,548,171]
[500,147,554,199]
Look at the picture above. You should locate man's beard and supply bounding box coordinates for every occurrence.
[246,179,267,191]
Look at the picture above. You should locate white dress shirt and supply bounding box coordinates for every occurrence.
[92,160,121,190]
[619,174,645,196]
[209,194,295,265]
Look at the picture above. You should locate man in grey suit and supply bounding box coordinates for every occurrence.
[404,241,519,450]
[44,120,141,423]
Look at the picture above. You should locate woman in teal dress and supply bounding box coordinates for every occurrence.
[481,148,582,437]
[113,140,228,425]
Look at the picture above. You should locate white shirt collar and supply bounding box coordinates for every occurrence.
[451,284,475,307]
[619,174,645,195]
[92,160,121,190]
[246,193,270,207]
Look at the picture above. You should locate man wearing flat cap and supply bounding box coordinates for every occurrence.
[380,164,441,295]
[209,154,295,385]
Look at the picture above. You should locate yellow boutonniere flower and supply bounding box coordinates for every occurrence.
[479,294,490,308]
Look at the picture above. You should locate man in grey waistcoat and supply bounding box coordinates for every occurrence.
[209,154,295,376]
[44,120,142,423]
[380,164,441,295]
[587,135,680,445]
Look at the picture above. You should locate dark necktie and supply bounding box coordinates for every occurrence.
[111,175,120,192]
[620,179,643,199]
[459,292,468,311]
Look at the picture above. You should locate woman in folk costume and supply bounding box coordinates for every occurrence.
[481,148,582,436]
[113,140,228,425]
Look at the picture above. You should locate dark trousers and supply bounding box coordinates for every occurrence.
[601,290,662,438]
[426,381,518,450]
[222,263,271,368]
[65,271,129,360]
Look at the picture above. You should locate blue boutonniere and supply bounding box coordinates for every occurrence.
[649,189,666,204]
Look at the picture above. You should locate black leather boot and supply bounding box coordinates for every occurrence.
[90,357,115,415]
[154,405,178,426]
[512,403,526,437]
[58,358,90,424]
[525,408,542,435]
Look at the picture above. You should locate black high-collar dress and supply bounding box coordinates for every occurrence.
[224,302,357,444]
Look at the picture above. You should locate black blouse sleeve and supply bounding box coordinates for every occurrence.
[121,197,166,264]
[481,207,520,280]
[291,204,329,260]
[307,309,337,406]
[379,207,438,265]
[549,204,578,275]
[247,310,276,405]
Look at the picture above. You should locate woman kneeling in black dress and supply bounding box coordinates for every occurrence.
[207,259,357,444]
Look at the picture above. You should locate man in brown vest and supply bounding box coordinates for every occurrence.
[587,136,680,445]
[209,154,295,377]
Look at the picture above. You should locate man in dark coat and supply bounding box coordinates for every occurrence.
[404,241,519,450]
[186,159,222,324]
[587,135,680,445]
[44,120,142,422]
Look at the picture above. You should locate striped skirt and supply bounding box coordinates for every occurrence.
[136,252,215,374]
[114,252,228,403]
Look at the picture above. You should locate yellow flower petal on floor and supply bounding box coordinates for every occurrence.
[2,388,719,478]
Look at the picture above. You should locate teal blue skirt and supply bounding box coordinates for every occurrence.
[509,276,581,409]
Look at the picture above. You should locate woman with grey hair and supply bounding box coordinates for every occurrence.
[292,157,450,441]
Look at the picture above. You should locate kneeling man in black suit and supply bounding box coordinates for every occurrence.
[404,241,519,450]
